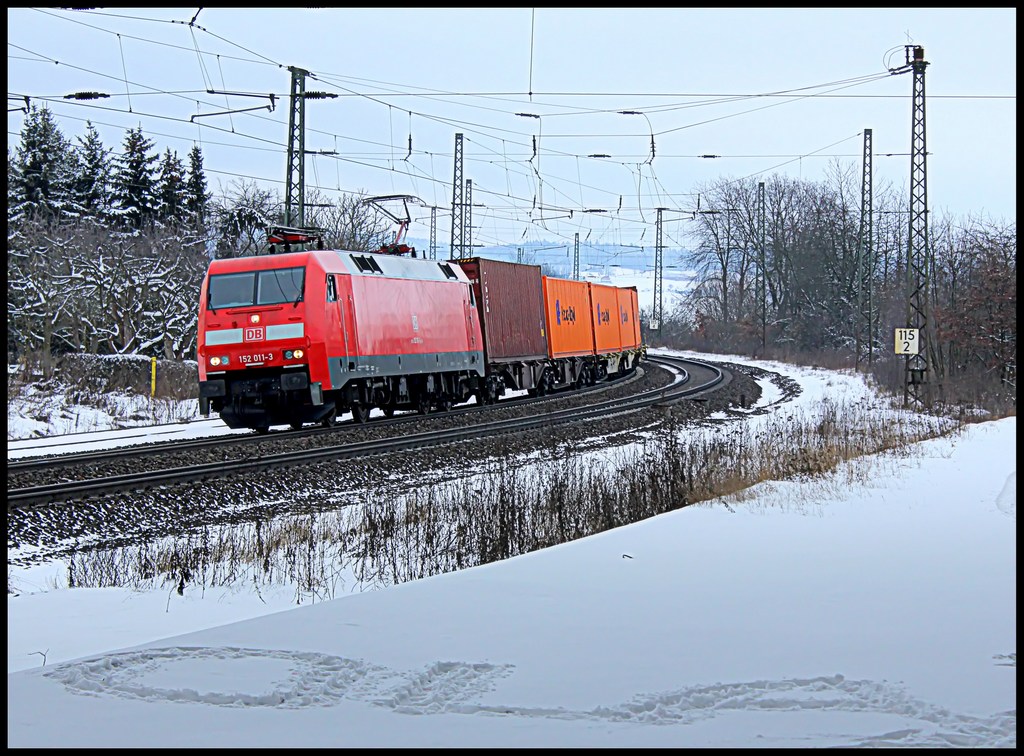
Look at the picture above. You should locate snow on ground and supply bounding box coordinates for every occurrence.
[7,351,1016,747]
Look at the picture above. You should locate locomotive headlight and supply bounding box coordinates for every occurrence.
[284,350,293,359]
[284,349,305,360]
[210,356,221,366]
[249,314,261,324]
[293,349,304,359]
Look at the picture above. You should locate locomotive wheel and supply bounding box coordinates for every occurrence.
[255,425,270,435]
[439,397,453,413]
[351,403,371,424]
[382,406,396,418]
[289,420,304,431]
[417,395,431,415]
[321,409,337,428]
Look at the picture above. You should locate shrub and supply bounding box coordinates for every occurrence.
[56,353,198,400]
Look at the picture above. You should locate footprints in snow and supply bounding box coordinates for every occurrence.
[44,646,1015,746]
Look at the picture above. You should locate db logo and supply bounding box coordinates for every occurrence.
[244,327,265,342]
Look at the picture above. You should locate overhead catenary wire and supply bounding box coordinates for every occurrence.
[10,9,1006,255]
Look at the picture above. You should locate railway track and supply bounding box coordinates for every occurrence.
[8,355,726,509]
[8,361,647,469]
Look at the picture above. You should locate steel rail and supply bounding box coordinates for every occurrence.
[7,365,643,472]
[8,356,722,509]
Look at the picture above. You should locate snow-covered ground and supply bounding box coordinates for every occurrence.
[7,350,1016,747]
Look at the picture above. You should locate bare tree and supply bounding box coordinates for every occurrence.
[306,190,392,252]
[7,214,78,376]
[212,179,280,258]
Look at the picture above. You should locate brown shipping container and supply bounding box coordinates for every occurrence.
[455,257,548,362]
[616,286,641,350]
[589,282,624,354]
[542,276,595,358]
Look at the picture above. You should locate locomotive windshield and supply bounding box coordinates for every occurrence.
[207,267,305,309]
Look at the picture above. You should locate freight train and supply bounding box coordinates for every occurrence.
[196,229,644,432]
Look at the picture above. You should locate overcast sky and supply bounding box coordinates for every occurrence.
[7,8,1017,253]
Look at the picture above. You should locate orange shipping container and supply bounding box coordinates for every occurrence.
[542,276,594,358]
[589,282,624,355]
[616,286,641,350]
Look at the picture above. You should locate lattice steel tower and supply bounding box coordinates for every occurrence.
[653,208,665,331]
[573,233,580,279]
[855,128,875,370]
[450,133,465,259]
[902,46,930,407]
[464,179,473,254]
[757,181,767,349]
[429,206,437,260]
[285,67,308,228]
[283,67,336,231]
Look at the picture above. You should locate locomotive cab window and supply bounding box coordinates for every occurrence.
[326,274,337,302]
[257,267,304,305]
[438,263,458,280]
[208,271,257,309]
[207,266,305,309]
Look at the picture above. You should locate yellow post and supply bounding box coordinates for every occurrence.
[151,356,157,397]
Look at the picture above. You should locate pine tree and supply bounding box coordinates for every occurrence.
[156,147,187,226]
[112,125,159,229]
[72,121,114,220]
[7,147,24,226]
[185,144,210,228]
[9,105,75,221]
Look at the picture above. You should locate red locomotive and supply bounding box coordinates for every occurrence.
[197,229,645,431]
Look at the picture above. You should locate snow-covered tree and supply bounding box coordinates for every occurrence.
[185,145,210,228]
[212,178,280,258]
[155,148,187,226]
[112,126,159,229]
[138,232,209,359]
[72,121,114,220]
[8,105,75,222]
[7,216,79,376]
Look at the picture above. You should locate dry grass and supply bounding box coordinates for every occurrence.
[60,396,960,600]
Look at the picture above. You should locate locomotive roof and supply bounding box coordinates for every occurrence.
[207,248,471,285]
